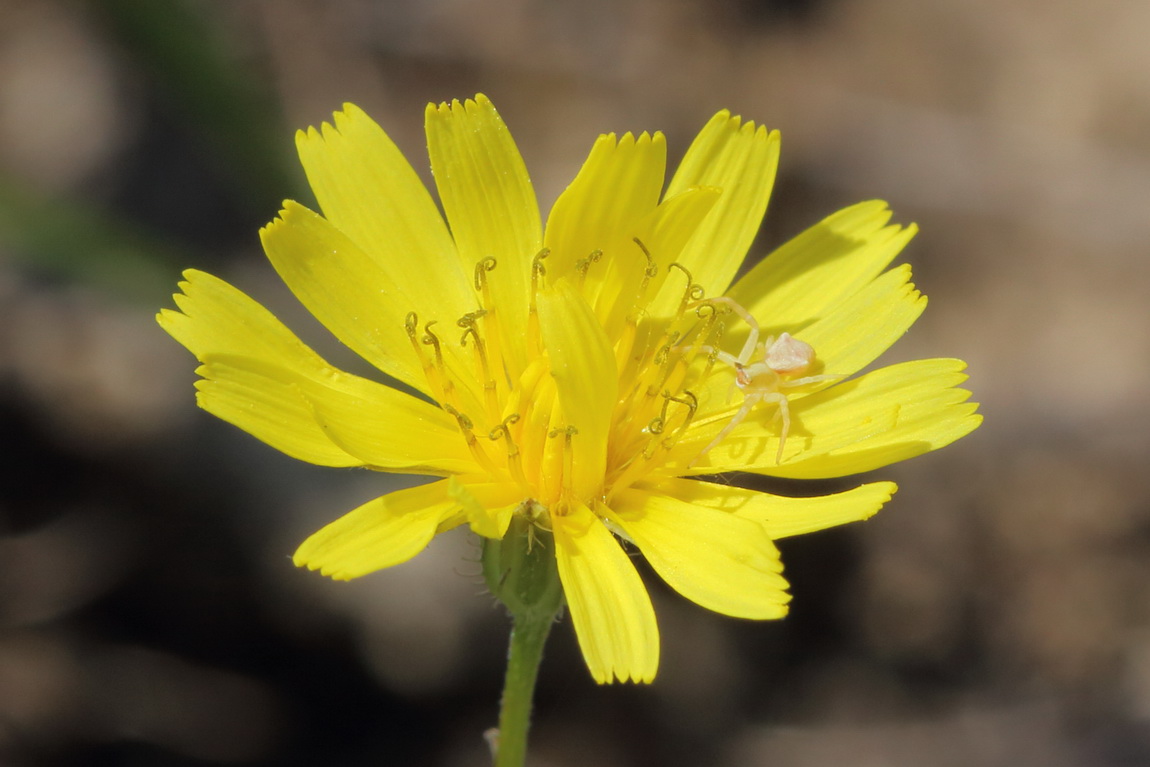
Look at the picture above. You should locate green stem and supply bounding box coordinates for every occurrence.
[494,610,555,767]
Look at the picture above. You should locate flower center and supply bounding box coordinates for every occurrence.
[404,246,821,512]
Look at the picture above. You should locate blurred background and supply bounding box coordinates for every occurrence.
[1,0,1148,765]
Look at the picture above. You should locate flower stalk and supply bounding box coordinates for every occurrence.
[484,510,565,766]
[493,608,556,767]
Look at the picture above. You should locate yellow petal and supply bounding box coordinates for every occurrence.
[677,359,980,477]
[447,476,521,539]
[197,354,476,475]
[160,269,324,365]
[655,111,780,307]
[294,480,460,580]
[552,502,659,683]
[595,186,721,335]
[644,477,896,539]
[295,103,473,319]
[537,280,618,500]
[635,187,723,271]
[727,200,916,332]
[607,489,790,620]
[260,201,483,413]
[286,365,478,476]
[158,270,374,467]
[544,131,667,281]
[425,95,542,376]
[799,263,927,379]
[744,481,896,538]
[161,269,477,475]
[194,358,361,467]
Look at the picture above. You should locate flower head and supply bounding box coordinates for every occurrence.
[159,95,980,683]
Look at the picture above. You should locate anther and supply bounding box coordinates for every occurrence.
[675,305,725,370]
[421,321,443,362]
[405,310,449,401]
[531,248,550,283]
[669,262,706,317]
[474,257,497,291]
[662,390,698,446]
[419,320,455,403]
[574,249,603,287]
[548,426,579,501]
[488,414,521,447]
[443,404,474,432]
[653,331,681,366]
[471,257,511,386]
[445,404,502,475]
[528,249,550,358]
[643,390,698,457]
[457,310,488,347]
[632,238,659,281]
[489,413,527,488]
[457,310,500,421]
[699,321,725,380]
[669,262,693,283]
[628,237,660,316]
[405,311,426,360]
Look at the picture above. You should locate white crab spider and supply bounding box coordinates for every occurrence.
[694,297,835,465]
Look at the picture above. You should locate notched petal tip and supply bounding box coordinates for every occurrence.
[331,103,372,135]
[259,200,315,237]
[713,110,777,141]
[293,126,319,151]
[708,108,733,125]
[430,95,491,119]
[258,200,304,235]
[913,287,928,310]
[610,667,659,685]
[935,357,969,375]
[258,214,282,238]
[291,548,319,571]
[619,131,665,149]
[464,96,485,114]
[338,102,366,118]
[859,198,891,212]
[292,553,355,582]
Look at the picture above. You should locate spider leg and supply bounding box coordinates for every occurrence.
[780,373,842,388]
[760,392,791,464]
[694,345,741,369]
[691,393,762,466]
[706,297,760,363]
[692,344,745,403]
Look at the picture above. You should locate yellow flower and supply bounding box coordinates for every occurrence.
[159,95,980,683]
